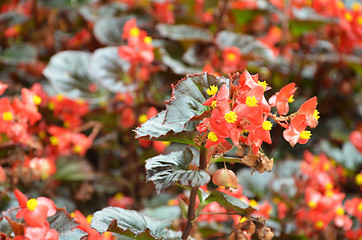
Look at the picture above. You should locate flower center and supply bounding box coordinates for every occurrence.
[130,27,140,37]
[211,101,217,108]
[249,199,258,208]
[262,121,272,130]
[245,96,258,107]
[207,132,218,142]
[345,12,352,22]
[356,173,362,185]
[207,85,218,95]
[336,206,345,215]
[224,111,237,123]
[144,36,152,44]
[49,136,59,146]
[300,131,311,139]
[358,203,362,212]
[26,199,38,211]
[2,111,13,121]
[33,95,42,105]
[226,53,236,61]
[258,81,268,91]
[138,114,148,124]
[73,145,83,154]
[288,95,294,103]
[308,201,317,209]
[313,110,320,120]
[315,220,324,229]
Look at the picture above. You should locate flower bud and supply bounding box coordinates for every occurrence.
[212,168,238,189]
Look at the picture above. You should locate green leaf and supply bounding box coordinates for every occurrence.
[231,9,268,25]
[157,24,213,42]
[142,206,181,220]
[146,148,210,193]
[53,157,94,181]
[48,209,79,234]
[43,51,107,103]
[0,44,37,64]
[215,31,275,60]
[59,228,88,240]
[79,3,128,22]
[38,0,91,8]
[91,207,173,239]
[89,46,133,93]
[134,110,198,145]
[196,191,255,218]
[160,48,202,75]
[164,72,228,126]
[236,169,273,199]
[93,16,131,45]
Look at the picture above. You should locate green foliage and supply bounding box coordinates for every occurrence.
[0,44,36,64]
[145,148,210,193]
[157,24,213,42]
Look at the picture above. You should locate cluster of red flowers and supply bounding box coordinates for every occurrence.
[118,19,155,81]
[196,70,319,153]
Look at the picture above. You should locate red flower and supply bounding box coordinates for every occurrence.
[344,197,362,222]
[153,1,175,24]
[297,96,319,128]
[0,97,14,133]
[283,114,311,147]
[269,83,296,115]
[221,47,245,73]
[24,226,59,240]
[14,189,57,227]
[0,82,8,95]
[350,130,362,153]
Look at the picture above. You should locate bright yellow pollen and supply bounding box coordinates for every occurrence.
[315,220,324,229]
[337,1,345,9]
[356,174,362,185]
[226,53,236,61]
[49,136,59,146]
[325,182,333,190]
[26,199,38,211]
[115,193,124,201]
[144,36,152,44]
[258,81,268,91]
[211,101,217,108]
[86,214,93,224]
[308,201,317,209]
[207,132,218,142]
[138,114,148,124]
[326,190,334,197]
[358,203,362,211]
[70,212,76,218]
[262,120,272,131]
[207,85,218,95]
[357,16,362,26]
[300,131,311,140]
[162,141,171,147]
[33,95,42,105]
[249,199,258,208]
[288,95,294,103]
[345,12,353,22]
[336,206,345,215]
[239,216,248,223]
[48,102,55,110]
[73,145,83,154]
[352,2,360,11]
[224,111,237,123]
[56,94,63,101]
[323,163,330,171]
[64,121,70,128]
[241,129,248,135]
[313,110,320,120]
[245,96,258,107]
[2,111,13,121]
[130,27,140,37]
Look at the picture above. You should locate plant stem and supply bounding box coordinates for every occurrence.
[181,148,207,240]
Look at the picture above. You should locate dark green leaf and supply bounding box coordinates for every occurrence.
[232,9,268,25]
[164,72,228,126]
[142,206,181,220]
[0,44,36,64]
[53,157,94,181]
[48,209,79,234]
[157,24,213,42]
[59,228,88,240]
[38,0,91,8]
[79,3,128,22]
[43,51,107,103]
[160,48,202,75]
[93,16,132,45]
[89,47,133,93]
[196,191,255,218]
[134,110,198,145]
[216,31,275,60]
[91,207,173,239]
[146,148,210,193]
[236,169,273,199]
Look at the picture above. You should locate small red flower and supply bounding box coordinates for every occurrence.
[283,114,311,147]
[269,83,296,116]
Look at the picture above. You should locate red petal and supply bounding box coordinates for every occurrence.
[24,205,49,227]
[14,189,28,209]
[37,197,57,217]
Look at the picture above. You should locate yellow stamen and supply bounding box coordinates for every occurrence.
[207,85,218,95]
[308,201,317,209]
[33,95,42,105]
[73,145,83,154]
[26,199,38,211]
[77,99,85,105]
[138,114,148,124]
[258,81,268,91]
[326,190,334,197]
[336,206,345,215]
[323,162,330,171]
[288,95,294,103]
[352,2,360,11]
[70,212,76,218]
[313,110,320,120]
[356,173,362,185]
[207,132,218,142]
[167,199,178,206]
[262,120,272,131]
[249,199,258,208]
[224,111,237,123]
[357,16,362,26]
[245,96,258,107]
[2,111,13,121]
[315,220,324,229]
[300,131,311,140]
[49,136,59,146]
[211,101,217,108]
[86,214,93,224]
[115,193,124,201]
[226,53,236,61]
[239,216,247,223]
[130,27,140,37]
[358,203,362,211]
[345,12,353,22]
[325,182,333,190]
[162,141,171,147]
[48,102,55,110]
[144,36,152,44]
[56,94,63,101]
[337,1,345,9]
